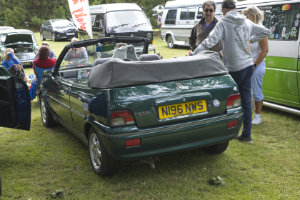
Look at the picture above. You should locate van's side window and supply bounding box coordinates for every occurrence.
[180,8,196,20]
[197,7,203,19]
[165,10,177,24]
[93,14,104,28]
[91,15,96,26]
[261,3,300,40]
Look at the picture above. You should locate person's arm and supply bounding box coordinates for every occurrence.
[9,53,21,65]
[249,21,271,43]
[189,26,197,51]
[193,22,224,55]
[254,37,268,70]
[50,50,56,59]
[1,60,9,70]
[32,60,36,74]
[78,48,88,63]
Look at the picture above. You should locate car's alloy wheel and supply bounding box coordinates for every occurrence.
[203,141,229,154]
[88,128,115,176]
[40,32,45,41]
[52,33,56,42]
[167,35,175,48]
[40,97,55,127]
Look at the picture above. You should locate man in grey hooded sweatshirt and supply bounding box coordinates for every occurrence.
[193,0,270,143]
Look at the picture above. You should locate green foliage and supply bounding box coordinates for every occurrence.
[52,6,66,19]
[4,7,28,28]
[31,16,45,28]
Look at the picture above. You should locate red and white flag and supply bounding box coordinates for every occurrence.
[68,0,93,39]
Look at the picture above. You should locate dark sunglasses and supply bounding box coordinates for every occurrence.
[204,9,214,13]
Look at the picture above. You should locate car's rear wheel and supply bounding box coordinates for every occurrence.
[167,35,175,49]
[88,128,115,177]
[203,141,229,154]
[52,33,56,42]
[40,32,45,41]
[40,96,56,127]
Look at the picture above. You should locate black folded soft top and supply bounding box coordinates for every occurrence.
[88,51,228,89]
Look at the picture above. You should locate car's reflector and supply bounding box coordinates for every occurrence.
[226,94,241,109]
[125,138,141,147]
[110,110,135,127]
[227,120,238,128]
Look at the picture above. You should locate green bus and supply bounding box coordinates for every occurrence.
[238,0,300,115]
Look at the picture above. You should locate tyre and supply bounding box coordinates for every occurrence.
[88,128,115,177]
[52,33,56,42]
[40,32,45,41]
[167,35,175,48]
[40,96,56,127]
[204,141,229,154]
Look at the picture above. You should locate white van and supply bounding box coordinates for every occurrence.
[78,3,155,54]
[160,0,224,48]
[237,0,300,114]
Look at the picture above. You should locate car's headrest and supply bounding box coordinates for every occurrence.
[138,54,160,61]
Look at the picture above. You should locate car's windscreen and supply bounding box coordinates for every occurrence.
[3,34,33,45]
[106,11,149,29]
[53,20,74,28]
[59,41,144,85]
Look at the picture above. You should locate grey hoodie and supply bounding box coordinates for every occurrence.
[193,10,271,72]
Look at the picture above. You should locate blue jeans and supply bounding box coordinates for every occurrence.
[230,65,254,138]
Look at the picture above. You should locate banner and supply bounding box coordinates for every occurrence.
[68,0,93,39]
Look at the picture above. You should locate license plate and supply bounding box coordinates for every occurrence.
[158,100,207,119]
[67,33,75,35]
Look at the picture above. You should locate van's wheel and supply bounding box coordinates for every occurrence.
[203,141,229,154]
[40,96,56,127]
[52,33,56,42]
[40,32,45,41]
[167,35,175,48]
[88,128,115,177]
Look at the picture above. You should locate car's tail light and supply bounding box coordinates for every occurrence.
[110,110,135,127]
[226,94,241,109]
[227,120,238,128]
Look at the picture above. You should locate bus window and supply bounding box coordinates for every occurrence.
[261,3,300,40]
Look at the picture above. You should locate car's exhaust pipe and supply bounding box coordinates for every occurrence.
[263,101,300,116]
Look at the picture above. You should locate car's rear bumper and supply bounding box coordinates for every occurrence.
[96,108,243,161]
[21,60,33,66]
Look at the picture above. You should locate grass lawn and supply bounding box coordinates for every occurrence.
[0,33,299,200]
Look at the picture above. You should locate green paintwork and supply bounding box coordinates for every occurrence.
[263,56,300,108]
[42,71,243,161]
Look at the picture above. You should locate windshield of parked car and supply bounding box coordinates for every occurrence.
[106,11,149,29]
[53,20,74,28]
[59,39,147,85]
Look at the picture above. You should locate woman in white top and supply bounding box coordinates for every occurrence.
[242,6,269,125]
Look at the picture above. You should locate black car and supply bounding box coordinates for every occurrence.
[40,19,78,41]
[0,29,39,67]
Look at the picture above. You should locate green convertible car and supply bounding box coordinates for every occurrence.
[0,36,243,177]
